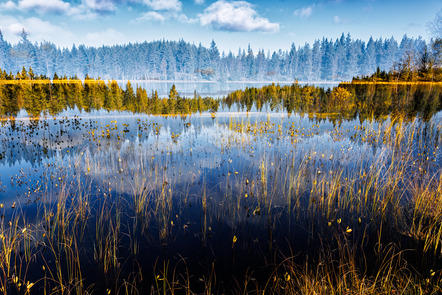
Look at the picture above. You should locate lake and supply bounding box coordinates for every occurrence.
[118,80,340,97]
[0,82,441,293]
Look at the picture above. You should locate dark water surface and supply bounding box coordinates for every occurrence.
[0,106,441,293]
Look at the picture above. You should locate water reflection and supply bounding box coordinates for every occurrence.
[1,109,440,197]
[0,107,440,293]
[124,81,339,97]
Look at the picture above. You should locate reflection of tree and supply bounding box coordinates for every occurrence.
[0,69,440,124]
[0,69,219,118]
[0,115,216,167]
[329,87,354,113]
[224,82,441,122]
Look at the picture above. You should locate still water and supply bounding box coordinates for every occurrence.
[2,108,439,200]
[0,105,440,292]
[119,80,339,97]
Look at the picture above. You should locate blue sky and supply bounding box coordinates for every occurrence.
[0,0,440,53]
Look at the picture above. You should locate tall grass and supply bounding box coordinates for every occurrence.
[0,112,440,293]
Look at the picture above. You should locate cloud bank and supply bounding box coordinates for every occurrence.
[135,11,166,22]
[142,0,182,12]
[199,1,279,33]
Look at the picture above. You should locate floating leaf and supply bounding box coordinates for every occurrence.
[27,282,34,290]
[284,272,291,281]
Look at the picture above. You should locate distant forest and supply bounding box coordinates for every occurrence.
[0,30,440,82]
[0,68,440,122]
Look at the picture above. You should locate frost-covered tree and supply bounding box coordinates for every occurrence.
[335,33,347,79]
[300,43,313,80]
[0,33,432,82]
[209,40,220,78]
[288,43,298,80]
[381,37,398,71]
[345,34,359,79]
[362,37,376,76]
[12,30,38,73]
[311,40,322,81]
[0,30,12,71]
[321,38,337,80]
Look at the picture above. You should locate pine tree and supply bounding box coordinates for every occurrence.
[209,40,220,78]
[312,40,322,81]
[321,38,337,80]
[381,37,398,72]
[0,30,12,71]
[362,37,376,76]
[255,49,266,80]
[288,43,298,80]
[39,41,57,77]
[335,33,347,79]
[246,44,254,78]
[345,34,359,79]
[300,43,313,81]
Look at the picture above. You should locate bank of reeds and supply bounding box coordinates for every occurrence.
[0,114,440,294]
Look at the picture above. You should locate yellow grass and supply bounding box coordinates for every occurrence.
[0,79,108,85]
[340,81,442,85]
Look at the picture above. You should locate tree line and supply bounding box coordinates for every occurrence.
[0,68,440,123]
[223,82,441,122]
[0,30,440,82]
[0,68,219,118]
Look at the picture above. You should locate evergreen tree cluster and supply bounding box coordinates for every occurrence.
[0,67,440,122]
[224,82,441,122]
[0,68,218,117]
[0,30,439,82]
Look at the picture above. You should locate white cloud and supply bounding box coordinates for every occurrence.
[194,0,204,4]
[0,0,181,18]
[176,13,197,24]
[19,0,71,14]
[333,15,350,24]
[26,17,75,40]
[85,28,124,46]
[8,23,26,35]
[0,14,125,48]
[294,5,314,18]
[142,0,182,11]
[0,0,73,14]
[199,1,279,33]
[0,15,76,46]
[0,0,90,17]
[133,10,196,24]
[135,11,166,22]
[0,1,18,10]
[82,0,117,13]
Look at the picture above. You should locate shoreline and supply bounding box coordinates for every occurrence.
[0,79,344,84]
